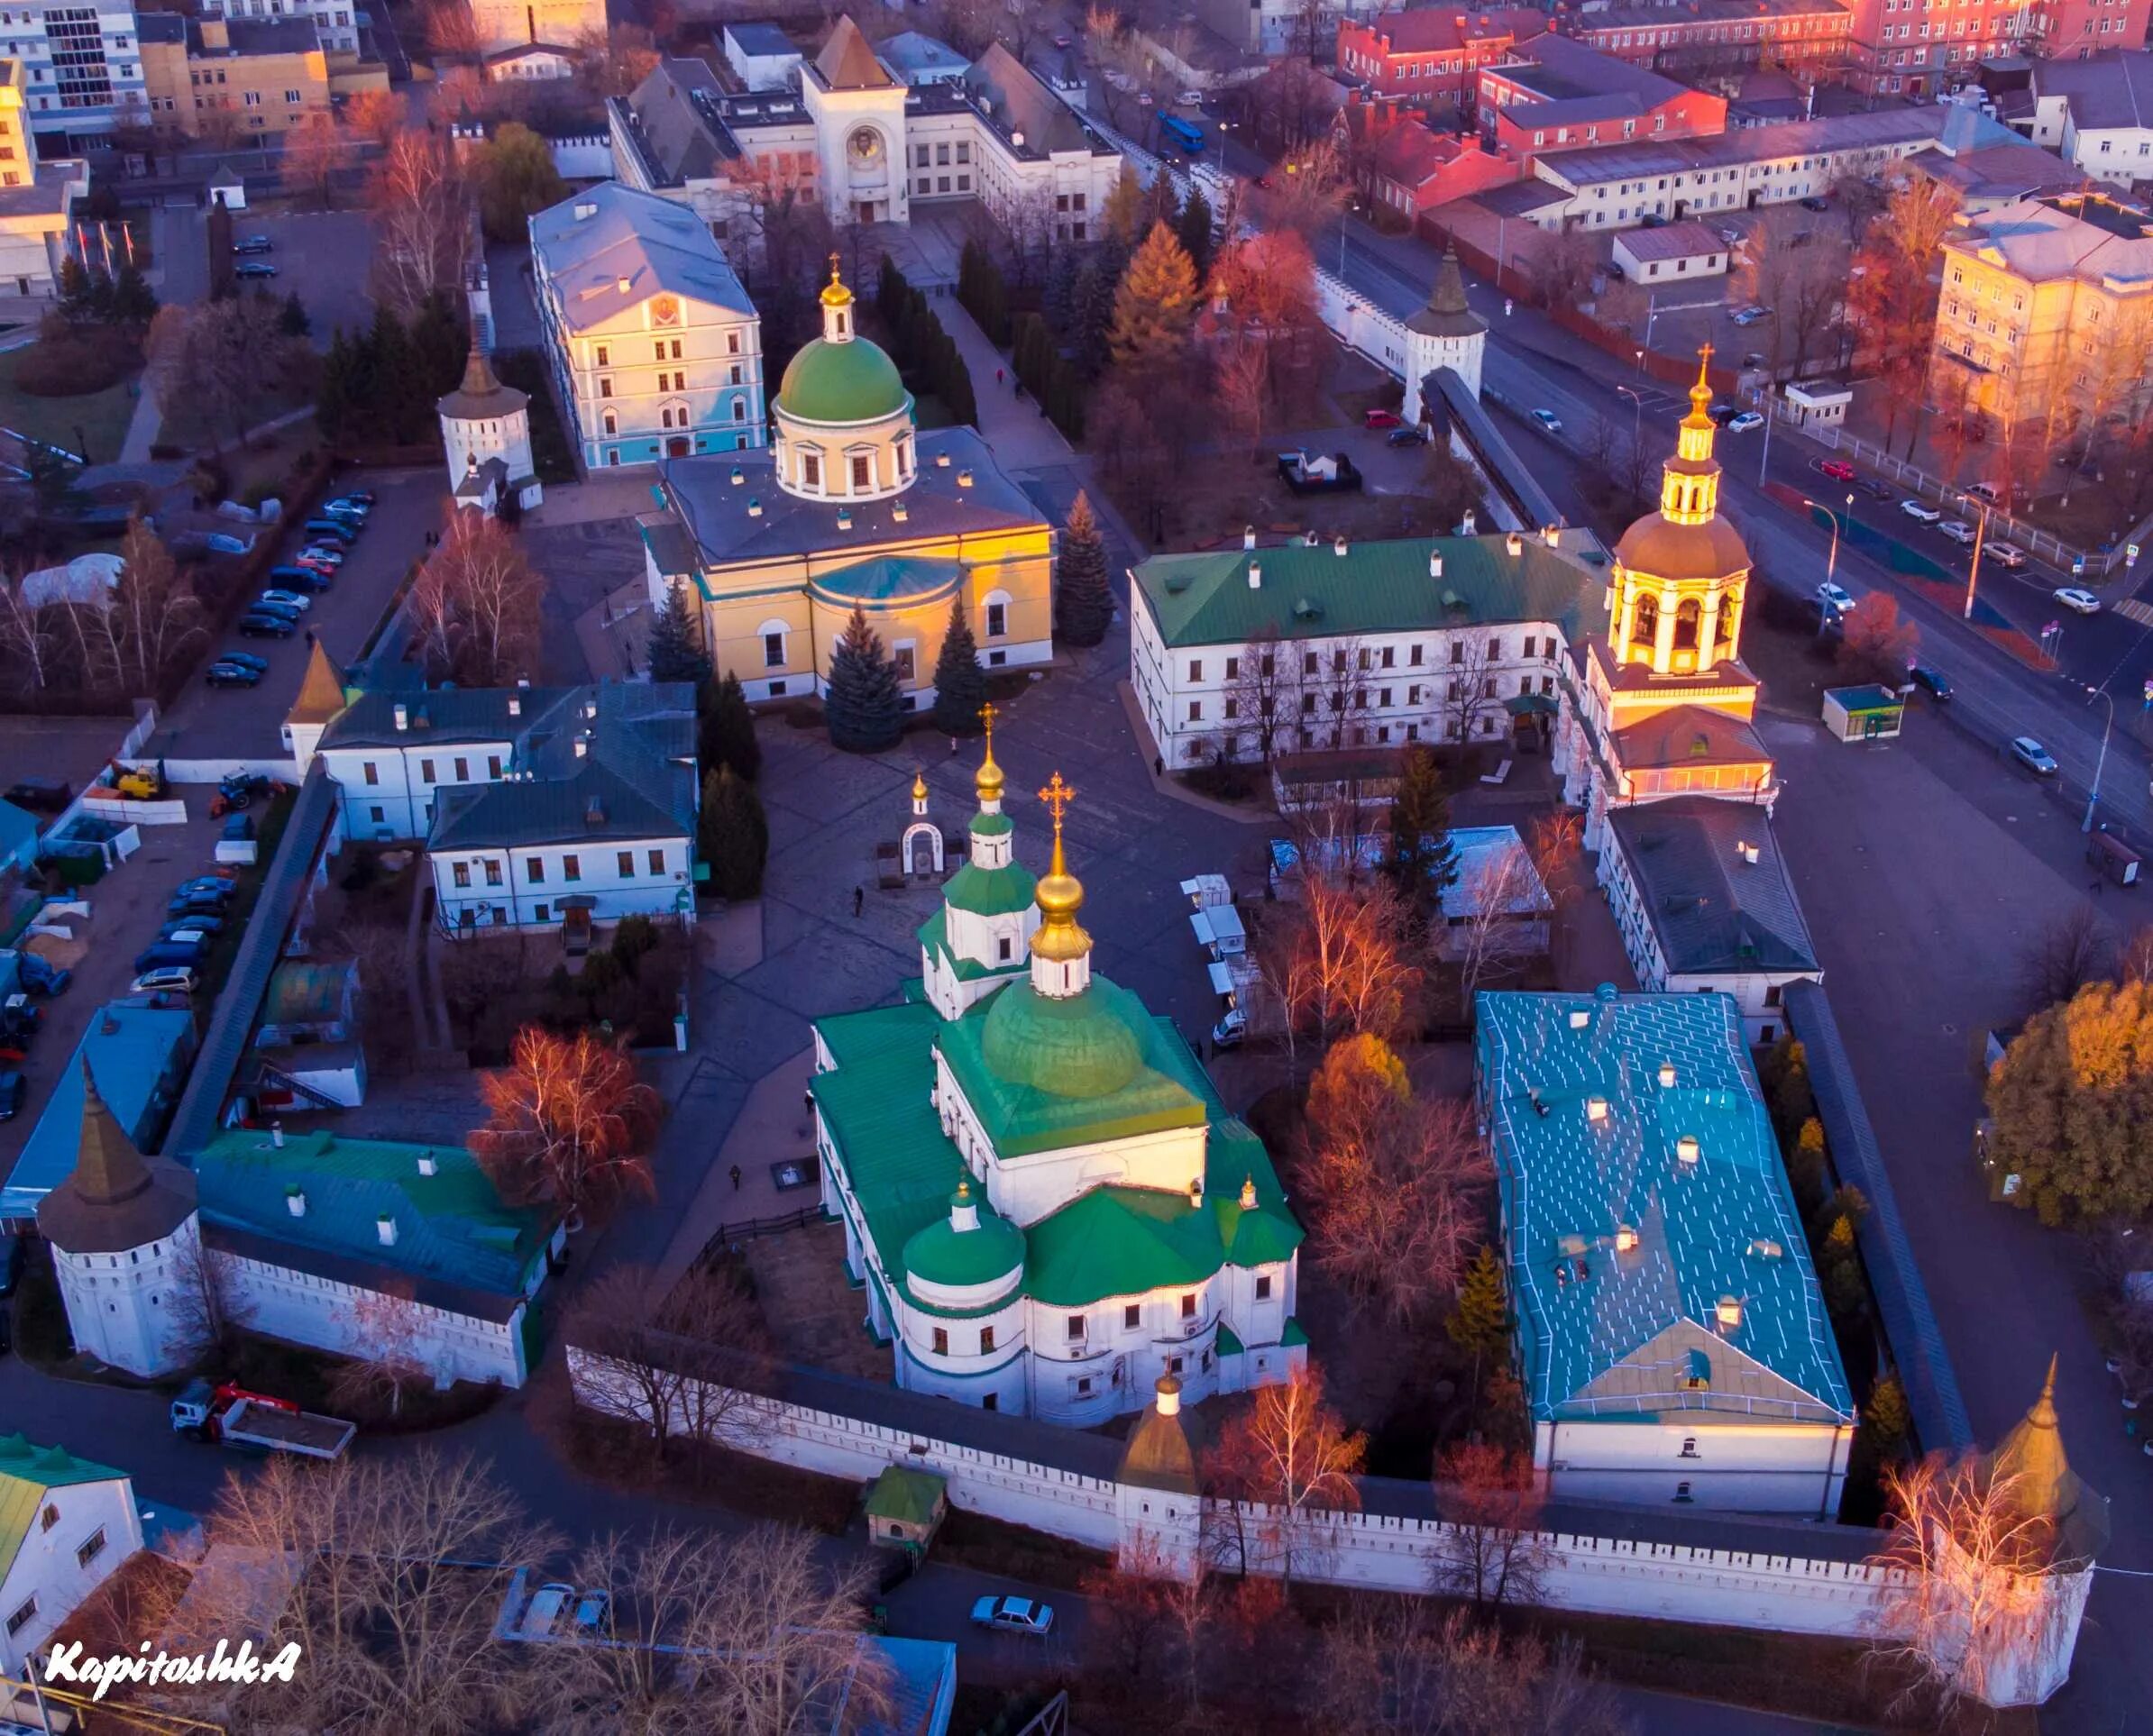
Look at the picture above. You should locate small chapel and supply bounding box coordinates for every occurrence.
[811,721,1306,1423]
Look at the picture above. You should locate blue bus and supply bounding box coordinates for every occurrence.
[1159,114,1205,155]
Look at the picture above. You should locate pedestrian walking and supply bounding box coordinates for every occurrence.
[996,366,1004,387]
[1153,754,1164,780]
[304,626,315,647]
[949,736,959,754]
[729,1164,742,1192]
[853,885,865,917]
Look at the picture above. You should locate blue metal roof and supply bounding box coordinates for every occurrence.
[1,1003,195,1220]
[1477,987,1853,1426]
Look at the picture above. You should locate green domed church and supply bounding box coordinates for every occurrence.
[811,731,1307,1423]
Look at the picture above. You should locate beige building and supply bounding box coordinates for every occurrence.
[1930,194,2153,434]
[0,59,86,303]
[138,15,334,139]
[470,0,604,56]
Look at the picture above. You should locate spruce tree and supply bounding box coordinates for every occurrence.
[1383,745,1460,924]
[56,256,91,321]
[409,291,467,399]
[699,764,769,900]
[697,672,762,781]
[1107,221,1199,373]
[646,578,710,686]
[1043,246,1079,333]
[1444,1244,1512,1391]
[825,605,903,754]
[1070,260,1111,377]
[368,305,418,444]
[279,290,311,338]
[930,594,988,737]
[1054,489,1113,648]
[1864,1373,1910,1451]
[110,264,157,329]
[1177,187,1215,282]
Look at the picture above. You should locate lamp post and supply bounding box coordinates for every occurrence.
[1616,384,1643,506]
[1962,494,1989,620]
[2083,684,2116,834]
[1806,496,1844,585]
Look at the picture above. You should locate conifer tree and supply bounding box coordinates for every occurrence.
[1102,163,1145,244]
[930,594,988,737]
[1444,1244,1512,1393]
[646,579,710,686]
[825,605,903,754]
[368,305,418,444]
[699,764,768,900]
[1107,221,1199,373]
[316,329,355,444]
[1383,746,1460,923]
[1070,260,1111,377]
[1864,1372,1910,1451]
[279,289,311,338]
[110,264,157,329]
[1177,187,1215,282]
[1054,489,1113,648]
[697,672,761,781]
[1043,246,1079,332]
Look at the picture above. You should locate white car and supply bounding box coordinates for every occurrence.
[258,588,313,613]
[1815,581,1855,616]
[1900,499,1943,525]
[972,1595,1055,1636]
[1531,408,1563,434]
[1726,411,1764,434]
[1938,519,1977,544]
[299,545,345,567]
[131,966,198,996]
[2053,587,2102,614]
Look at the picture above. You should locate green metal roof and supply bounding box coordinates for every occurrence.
[0,1434,129,1581]
[810,556,962,608]
[903,1192,1024,1287]
[1475,988,1852,1427]
[915,909,1022,984]
[865,1464,946,1526]
[1131,533,1601,651]
[969,812,1013,839]
[776,333,911,425]
[940,859,1035,918]
[1024,1185,1222,1306]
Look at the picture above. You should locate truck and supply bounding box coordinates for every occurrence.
[1277,450,1363,495]
[170,1379,356,1459]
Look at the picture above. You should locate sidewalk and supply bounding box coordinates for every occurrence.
[652,1043,819,1295]
[936,296,1074,471]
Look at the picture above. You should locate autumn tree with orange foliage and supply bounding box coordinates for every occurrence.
[1837,591,1919,687]
[1256,872,1422,1067]
[1302,1033,1489,1321]
[1431,1440,1553,1610]
[408,508,543,685]
[1204,1366,1366,1586]
[472,1028,661,1223]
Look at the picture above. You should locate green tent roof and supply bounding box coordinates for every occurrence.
[865,1464,946,1526]
[777,333,911,425]
[0,1434,129,1582]
[903,1192,1024,1288]
[940,858,1036,918]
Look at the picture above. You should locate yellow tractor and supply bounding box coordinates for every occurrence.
[109,763,163,800]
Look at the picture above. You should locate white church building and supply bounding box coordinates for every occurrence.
[811,729,1308,1425]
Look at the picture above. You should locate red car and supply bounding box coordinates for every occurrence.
[1820,459,1857,482]
[1363,408,1402,429]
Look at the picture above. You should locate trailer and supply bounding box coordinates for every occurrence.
[171,1378,356,1459]
[1276,450,1363,495]
[1190,904,1247,958]
[1179,874,1233,911]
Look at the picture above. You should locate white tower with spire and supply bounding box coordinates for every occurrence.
[1402,243,1489,424]
[919,708,1041,1019]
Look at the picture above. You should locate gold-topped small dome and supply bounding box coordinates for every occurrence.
[820,255,854,308]
[974,700,1005,803]
[912,770,929,801]
[1031,772,1091,964]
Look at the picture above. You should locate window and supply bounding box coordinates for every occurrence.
[1674,1480,1693,1502]
[602,409,618,436]
[764,631,785,669]
[982,1392,997,1411]
[75,1529,105,1569]
[40,1505,57,1534]
[600,377,612,397]
[1488,637,1502,660]
[1075,1375,1094,1396]
[454,756,469,781]
[728,331,740,354]
[893,644,916,682]
[453,862,471,888]
[362,761,379,785]
[526,858,545,884]
[1187,700,1202,722]
[484,860,503,887]
[595,344,609,366]
[956,142,970,162]
[1224,655,1239,680]
[1450,642,1464,664]
[618,850,634,877]
[419,757,435,782]
[563,854,581,882]
[980,1326,995,1353]
[1179,1293,1197,1320]
[1680,1436,1699,1458]
[802,452,820,489]
[1125,1303,1141,1328]
[932,1327,948,1355]
[1067,1313,1086,1340]
[489,755,502,778]
[648,848,664,874]
[1188,658,1203,681]
[997,936,1012,961]
[5,1597,34,1638]
[850,453,870,491]
[1255,1273,1272,1300]
[985,601,1007,638]
[284,87,299,103]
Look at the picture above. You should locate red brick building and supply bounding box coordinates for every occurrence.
[1565,0,1853,85]
[1840,0,2149,95]
[1336,8,1552,114]
[1479,34,1729,163]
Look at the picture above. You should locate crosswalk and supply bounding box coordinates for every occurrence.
[2112,598,2153,626]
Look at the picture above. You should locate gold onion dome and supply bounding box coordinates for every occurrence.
[975,745,1005,804]
[912,769,929,801]
[1030,773,1090,964]
[820,257,854,308]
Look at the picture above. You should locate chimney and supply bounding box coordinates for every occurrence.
[1567,1007,1590,1030]
[270,1121,284,1149]
[616,275,631,294]
[1543,524,1561,548]
[508,695,521,717]
[1012,129,1026,148]
[957,470,975,489]
[1243,525,1257,551]
[584,699,599,720]
[747,497,764,516]
[393,702,408,731]
[1738,841,1761,865]
[1677,1134,1701,1165]
[573,200,597,221]
[1614,1222,1639,1254]
[1241,1175,1257,1210]
[1506,530,1524,556]
[1716,1294,1744,1332]
[892,500,908,522]
[836,508,853,530]
[1585,1096,1609,1123]
[1333,535,1349,557]
[376,1214,399,1247]
[1187,1176,1204,1208]
[1658,1062,1677,1088]
[730,465,744,485]
[285,1186,306,1218]
[518,676,531,688]
[1428,550,1443,579]
[573,736,589,758]
[1461,509,1478,536]
[417,1152,437,1177]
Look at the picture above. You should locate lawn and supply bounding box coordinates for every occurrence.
[157,378,311,454]
[0,343,141,467]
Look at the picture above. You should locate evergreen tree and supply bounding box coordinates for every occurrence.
[1101,163,1145,244]
[1107,221,1199,373]
[941,333,977,427]
[1043,246,1080,333]
[825,605,903,754]
[930,594,988,737]
[1863,1373,1910,1451]
[316,329,354,444]
[646,578,710,686]
[699,764,769,900]
[1382,746,1459,923]
[367,305,418,445]
[279,289,311,338]
[876,250,904,315]
[110,263,157,328]
[409,292,468,400]
[1444,1244,1512,1391]
[55,255,91,321]
[83,270,115,324]
[1069,260,1111,377]
[1054,490,1113,648]
[697,672,762,781]
[1177,187,1215,282]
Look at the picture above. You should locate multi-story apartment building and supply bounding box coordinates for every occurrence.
[1841,0,2146,96]
[138,15,334,139]
[529,179,765,471]
[0,0,147,148]
[1930,193,2153,434]
[1337,8,1549,114]
[470,0,602,56]
[0,56,86,300]
[1566,0,1853,86]
[2015,50,2153,186]
[195,0,361,57]
[1479,34,1728,164]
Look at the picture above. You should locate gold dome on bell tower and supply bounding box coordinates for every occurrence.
[1029,772,1091,969]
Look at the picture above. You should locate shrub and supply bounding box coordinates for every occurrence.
[14,336,132,396]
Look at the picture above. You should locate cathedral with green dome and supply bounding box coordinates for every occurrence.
[811,732,1308,1423]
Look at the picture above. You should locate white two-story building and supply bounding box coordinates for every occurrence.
[529,179,766,472]
[0,1435,142,1673]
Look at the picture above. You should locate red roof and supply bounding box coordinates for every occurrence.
[1357,6,1549,55]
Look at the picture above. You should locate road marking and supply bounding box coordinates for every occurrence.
[2112,598,2153,626]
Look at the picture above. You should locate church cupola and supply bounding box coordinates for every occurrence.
[967,701,1015,869]
[1030,772,1093,1000]
[1660,345,1724,526]
[820,260,856,343]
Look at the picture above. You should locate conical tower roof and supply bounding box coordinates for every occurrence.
[35,1057,197,1255]
[814,14,894,89]
[436,344,528,423]
[1980,1354,2109,1567]
[1118,1374,1202,1496]
[1406,243,1489,340]
[288,639,349,728]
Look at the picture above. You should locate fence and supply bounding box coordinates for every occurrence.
[692,1204,822,1262]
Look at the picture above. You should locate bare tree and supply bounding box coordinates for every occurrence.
[1444,632,1504,748]
[1204,1366,1365,1587]
[1316,1597,1624,1736]
[280,111,350,209]
[0,574,58,698]
[409,509,543,684]
[368,128,472,322]
[2016,905,2112,1016]
[1528,229,1598,308]
[1224,626,1290,763]
[1256,871,1422,1063]
[571,23,659,98]
[1252,135,1350,246]
[327,1285,434,1421]
[424,0,481,57]
[164,1233,252,1366]
[1444,835,1550,1004]
[1430,1442,1553,1611]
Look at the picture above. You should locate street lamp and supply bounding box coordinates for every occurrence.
[1960,493,1990,620]
[1634,347,1645,376]
[1616,385,1644,503]
[1805,496,1844,585]
[2082,684,2116,834]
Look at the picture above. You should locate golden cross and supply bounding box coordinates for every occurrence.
[977,700,999,748]
[1037,771,1076,837]
[1696,341,1714,380]
[828,251,842,286]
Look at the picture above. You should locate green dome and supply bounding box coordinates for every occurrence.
[903,1196,1024,1290]
[980,978,1150,1100]
[777,335,910,425]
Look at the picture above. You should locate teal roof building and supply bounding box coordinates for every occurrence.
[811,736,1306,1426]
[3,1001,197,1221]
[1476,985,1855,1516]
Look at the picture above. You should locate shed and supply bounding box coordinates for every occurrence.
[1783,379,1852,427]
[1611,221,1728,283]
[205,163,247,212]
[1822,684,1903,743]
[865,1466,947,1549]
[1190,904,1246,957]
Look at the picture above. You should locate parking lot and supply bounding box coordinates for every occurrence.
[220,208,379,347]
[146,467,444,763]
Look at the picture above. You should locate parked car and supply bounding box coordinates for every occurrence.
[297,544,345,566]
[131,966,199,997]
[1800,196,1831,212]
[232,235,274,255]
[269,564,332,589]
[1908,665,1952,701]
[1816,580,1855,616]
[259,589,314,613]
[1967,481,2002,505]
[1726,411,1764,434]
[1900,498,1942,524]
[0,1235,22,1295]
[1820,459,1857,482]
[2010,736,2059,776]
[1938,519,1977,544]
[1531,407,1562,434]
[1855,478,1896,501]
[5,777,70,812]
[237,611,297,638]
[174,876,237,900]
[1984,543,2029,569]
[971,1596,1055,1636]
[2053,587,2102,614]
[1387,425,1430,446]
[160,916,224,940]
[159,927,217,951]
[167,898,230,923]
[323,495,371,516]
[302,520,357,545]
[234,260,278,280]
[215,651,269,675]
[1362,408,1401,429]
[206,661,263,689]
[336,489,377,507]
[134,939,209,974]
[204,531,255,556]
[1731,306,1770,326]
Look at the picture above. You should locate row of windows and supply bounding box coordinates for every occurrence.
[452,848,667,888]
[601,397,751,436]
[1186,675,1555,724]
[1182,635,1556,686]
[913,172,974,196]
[592,331,743,368]
[360,753,503,786]
[911,140,972,167]
[597,363,747,397]
[761,603,1006,673]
